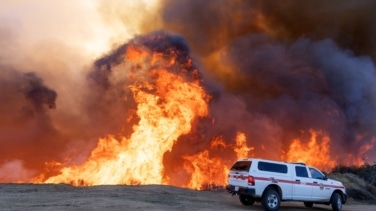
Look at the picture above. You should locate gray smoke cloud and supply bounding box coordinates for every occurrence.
[161,0,376,59]
[0,65,60,178]
[159,0,376,166]
[293,39,376,151]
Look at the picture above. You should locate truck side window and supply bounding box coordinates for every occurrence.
[295,166,308,178]
[257,161,288,173]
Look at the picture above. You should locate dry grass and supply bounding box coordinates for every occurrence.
[329,173,376,203]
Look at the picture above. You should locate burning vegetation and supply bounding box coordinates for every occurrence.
[0,0,376,189]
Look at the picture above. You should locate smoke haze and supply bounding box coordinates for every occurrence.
[0,0,159,181]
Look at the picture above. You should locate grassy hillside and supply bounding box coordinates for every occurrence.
[330,164,376,203]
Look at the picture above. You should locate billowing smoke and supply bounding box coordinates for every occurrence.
[159,0,376,164]
[0,0,158,182]
[0,65,58,180]
[0,0,376,184]
[161,0,376,59]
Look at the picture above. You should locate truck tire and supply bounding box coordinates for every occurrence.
[304,202,313,207]
[239,194,255,206]
[331,192,342,211]
[261,188,280,211]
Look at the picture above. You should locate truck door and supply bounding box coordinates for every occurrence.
[293,166,312,200]
[309,167,331,201]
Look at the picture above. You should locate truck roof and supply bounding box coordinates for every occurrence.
[236,158,306,166]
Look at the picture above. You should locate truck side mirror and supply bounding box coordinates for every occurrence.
[323,174,328,180]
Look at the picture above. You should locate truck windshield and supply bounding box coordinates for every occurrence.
[309,167,325,180]
[231,161,252,171]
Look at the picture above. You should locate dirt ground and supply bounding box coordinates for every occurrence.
[0,184,375,211]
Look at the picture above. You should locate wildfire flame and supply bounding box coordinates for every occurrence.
[181,133,254,190]
[31,32,372,189]
[36,38,209,186]
[183,150,228,190]
[285,129,335,172]
[234,132,254,159]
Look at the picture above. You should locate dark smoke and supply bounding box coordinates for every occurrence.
[162,0,376,60]
[160,0,376,165]
[23,72,57,111]
[0,67,57,123]
[255,0,376,60]
[0,65,60,180]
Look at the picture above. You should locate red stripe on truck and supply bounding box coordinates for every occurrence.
[253,176,345,189]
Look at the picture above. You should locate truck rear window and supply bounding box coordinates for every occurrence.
[258,161,288,174]
[230,161,252,171]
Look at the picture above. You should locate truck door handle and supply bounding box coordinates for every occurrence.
[295,180,300,182]
[313,181,318,184]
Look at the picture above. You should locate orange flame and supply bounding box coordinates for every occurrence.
[32,35,373,189]
[183,150,228,190]
[182,132,255,189]
[234,132,254,159]
[37,44,209,186]
[285,129,335,171]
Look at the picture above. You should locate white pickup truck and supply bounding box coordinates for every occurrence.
[226,158,347,211]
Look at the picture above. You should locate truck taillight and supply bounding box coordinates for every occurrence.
[248,175,255,186]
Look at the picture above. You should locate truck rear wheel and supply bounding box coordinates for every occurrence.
[331,192,342,211]
[239,194,255,206]
[261,188,280,211]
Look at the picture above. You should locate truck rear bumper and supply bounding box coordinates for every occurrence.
[226,185,256,196]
